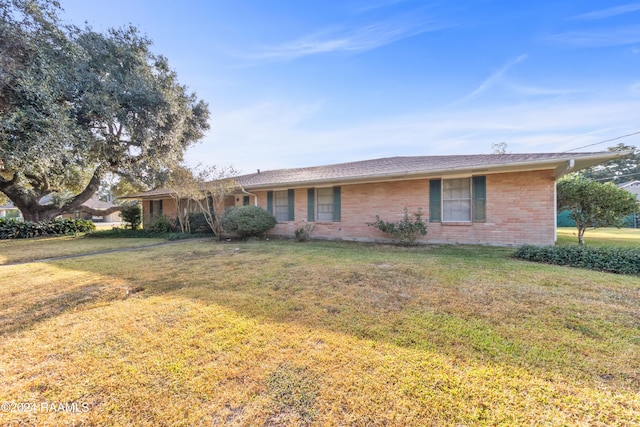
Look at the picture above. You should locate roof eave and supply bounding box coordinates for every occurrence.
[243,152,631,190]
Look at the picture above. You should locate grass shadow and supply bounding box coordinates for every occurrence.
[5,239,640,391]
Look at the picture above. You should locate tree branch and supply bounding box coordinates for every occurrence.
[74,204,127,217]
[60,166,105,211]
[0,172,18,187]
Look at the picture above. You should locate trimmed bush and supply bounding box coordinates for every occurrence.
[221,205,276,239]
[513,245,640,275]
[0,218,96,239]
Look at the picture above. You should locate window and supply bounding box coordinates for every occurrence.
[307,187,341,222]
[274,190,289,222]
[443,178,471,222]
[267,190,294,222]
[149,200,163,218]
[317,188,335,221]
[429,177,486,223]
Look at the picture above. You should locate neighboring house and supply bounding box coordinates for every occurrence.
[618,180,640,201]
[129,152,629,246]
[0,202,21,219]
[618,180,640,228]
[17,194,123,222]
[60,194,122,222]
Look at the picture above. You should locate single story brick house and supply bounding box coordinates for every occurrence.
[129,151,629,246]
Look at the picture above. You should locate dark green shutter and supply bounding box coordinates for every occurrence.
[307,188,315,222]
[429,180,441,222]
[149,200,153,218]
[333,186,341,222]
[472,176,486,222]
[287,189,295,221]
[159,199,163,215]
[267,191,273,214]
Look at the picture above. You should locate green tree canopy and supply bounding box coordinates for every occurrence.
[0,0,210,221]
[557,175,638,244]
[580,144,640,184]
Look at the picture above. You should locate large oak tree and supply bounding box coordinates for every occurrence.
[0,0,209,221]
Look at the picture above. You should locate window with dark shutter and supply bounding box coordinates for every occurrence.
[307,188,315,222]
[472,176,486,222]
[429,180,441,222]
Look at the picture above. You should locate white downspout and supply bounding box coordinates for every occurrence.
[554,182,558,243]
[240,187,258,206]
[555,159,575,243]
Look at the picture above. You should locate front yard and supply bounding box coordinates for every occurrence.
[0,235,638,425]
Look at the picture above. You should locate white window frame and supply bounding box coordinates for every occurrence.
[316,187,335,222]
[442,177,472,222]
[274,190,289,222]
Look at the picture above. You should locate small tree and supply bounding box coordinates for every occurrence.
[166,164,238,238]
[120,204,142,230]
[367,208,428,245]
[193,166,238,239]
[557,175,638,245]
[166,166,200,233]
[491,142,508,154]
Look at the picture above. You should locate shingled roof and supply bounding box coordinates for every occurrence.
[126,151,631,198]
[233,151,630,190]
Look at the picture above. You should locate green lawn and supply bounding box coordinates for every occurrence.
[557,226,640,247]
[0,236,638,426]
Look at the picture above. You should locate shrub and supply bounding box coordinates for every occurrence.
[186,212,213,233]
[367,208,427,245]
[513,245,640,275]
[0,218,95,239]
[295,224,315,242]
[120,204,142,230]
[145,215,178,233]
[221,205,276,239]
[144,215,178,234]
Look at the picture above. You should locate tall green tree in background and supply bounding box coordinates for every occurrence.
[557,175,638,245]
[0,0,209,221]
[580,144,640,184]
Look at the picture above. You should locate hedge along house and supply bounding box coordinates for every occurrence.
[130,151,630,246]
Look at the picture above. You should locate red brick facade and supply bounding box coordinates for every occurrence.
[247,169,556,246]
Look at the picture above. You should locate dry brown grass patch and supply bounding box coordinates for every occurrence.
[0,239,638,425]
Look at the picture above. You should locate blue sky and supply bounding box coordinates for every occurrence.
[58,0,640,173]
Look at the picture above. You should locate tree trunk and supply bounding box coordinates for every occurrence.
[577,227,586,245]
[0,168,108,222]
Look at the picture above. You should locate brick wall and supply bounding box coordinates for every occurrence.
[142,198,177,226]
[254,169,557,246]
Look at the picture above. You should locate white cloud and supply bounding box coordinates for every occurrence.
[186,95,640,173]
[629,81,640,94]
[504,83,585,97]
[355,0,412,14]
[569,3,640,20]
[247,15,448,61]
[546,25,640,47]
[448,54,528,106]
